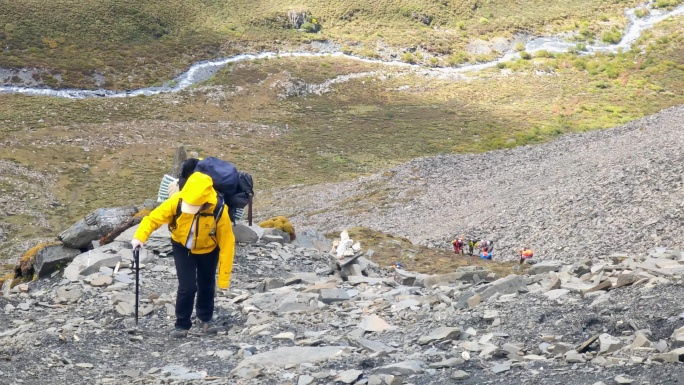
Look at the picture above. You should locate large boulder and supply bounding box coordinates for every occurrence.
[59,206,138,249]
[475,275,529,300]
[291,228,331,252]
[528,261,564,275]
[233,224,259,244]
[394,269,417,286]
[261,228,291,244]
[652,347,684,363]
[33,243,81,278]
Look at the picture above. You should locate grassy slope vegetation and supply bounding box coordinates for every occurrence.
[0,2,683,268]
[0,0,648,89]
[1,13,683,243]
[343,227,527,276]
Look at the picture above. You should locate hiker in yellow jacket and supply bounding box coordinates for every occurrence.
[131,172,235,338]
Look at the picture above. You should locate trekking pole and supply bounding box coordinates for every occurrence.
[133,246,140,325]
[248,192,253,226]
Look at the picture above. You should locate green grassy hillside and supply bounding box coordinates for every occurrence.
[0,0,656,89]
[1,0,684,270]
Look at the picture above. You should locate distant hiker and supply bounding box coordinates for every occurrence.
[131,172,235,338]
[519,248,534,264]
[451,238,463,255]
[467,239,474,256]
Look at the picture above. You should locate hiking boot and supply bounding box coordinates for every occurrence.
[171,328,189,339]
[198,320,220,335]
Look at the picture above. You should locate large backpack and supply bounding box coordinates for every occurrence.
[177,157,254,224]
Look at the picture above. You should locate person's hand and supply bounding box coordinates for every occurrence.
[167,180,179,196]
[131,239,144,250]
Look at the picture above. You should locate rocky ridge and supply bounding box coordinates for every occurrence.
[259,105,684,263]
[2,223,684,385]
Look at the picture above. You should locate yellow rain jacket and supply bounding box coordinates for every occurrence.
[133,173,235,289]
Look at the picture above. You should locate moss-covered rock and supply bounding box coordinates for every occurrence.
[259,216,296,240]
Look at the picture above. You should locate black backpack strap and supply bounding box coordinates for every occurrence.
[169,199,183,231]
[202,193,225,239]
[213,193,225,223]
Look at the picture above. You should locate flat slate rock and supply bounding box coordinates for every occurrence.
[233,346,346,371]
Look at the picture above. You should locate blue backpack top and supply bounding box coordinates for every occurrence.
[178,157,254,223]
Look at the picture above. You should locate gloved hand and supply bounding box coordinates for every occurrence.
[131,239,144,250]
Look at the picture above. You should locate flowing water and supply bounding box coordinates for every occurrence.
[1,3,682,99]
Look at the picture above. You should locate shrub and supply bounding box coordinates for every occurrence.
[515,42,525,52]
[402,52,415,63]
[520,51,532,60]
[586,61,600,75]
[301,22,320,33]
[575,42,587,51]
[602,27,622,44]
[429,57,438,66]
[655,0,680,8]
[473,53,495,62]
[456,21,466,30]
[635,8,650,18]
[358,48,379,59]
[535,50,555,58]
[579,27,593,40]
[572,58,587,70]
[496,62,506,69]
[447,52,468,65]
[604,64,620,79]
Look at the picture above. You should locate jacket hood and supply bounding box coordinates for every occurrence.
[180,172,216,206]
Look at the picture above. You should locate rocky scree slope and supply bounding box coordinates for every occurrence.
[260,105,684,262]
[2,225,684,385]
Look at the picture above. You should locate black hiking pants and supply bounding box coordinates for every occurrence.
[171,241,219,330]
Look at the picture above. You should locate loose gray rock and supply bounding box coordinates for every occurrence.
[476,275,529,300]
[63,248,121,281]
[374,360,424,375]
[334,369,363,384]
[232,346,346,372]
[451,370,470,380]
[59,206,138,249]
[418,327,461,345]
[529,261,563,275]
[33,244,81,278]
[319,288,350,304]
[233,224,259,244]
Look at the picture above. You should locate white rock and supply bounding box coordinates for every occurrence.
[358,315,393,332]
[334,369,362,384]
[599,333,623,354]
[543,289,570,301]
